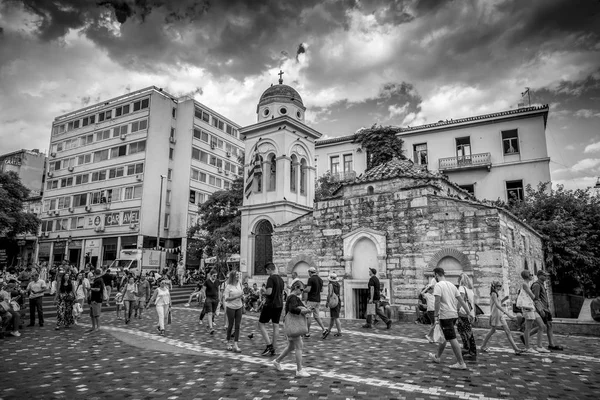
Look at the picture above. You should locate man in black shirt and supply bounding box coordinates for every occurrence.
[258,262,285,356]
[101,269,113,306]
[88,269,105,332]
[201,269,220,335]
[363,268,391,329]
[304,266,326,337]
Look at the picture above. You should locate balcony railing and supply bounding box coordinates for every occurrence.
[331,170,357,182]
[438,152,492,172]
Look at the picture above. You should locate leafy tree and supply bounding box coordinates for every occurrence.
[0,171,40,238]
[314,170,341,202]
[353,125,406,170]
[187,177,243,279]
[502,182,600,297]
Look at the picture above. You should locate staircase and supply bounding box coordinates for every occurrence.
[36,284,196,319]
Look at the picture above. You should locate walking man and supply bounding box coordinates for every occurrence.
[304,267,326,337]
[26,271,47,327]
[201,269,220,335]
[88,268,105,332]
[428,267,472,370]
[528,270,563,351]
[135,274,151,319]
[177,262,186,287]
[363,268,392,329]
[258,262,285,356]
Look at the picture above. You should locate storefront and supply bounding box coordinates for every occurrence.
[38,242,51,264]
[52,241,66,265]
[68,239,82,267]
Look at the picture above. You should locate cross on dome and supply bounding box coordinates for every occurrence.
[278,70,284,84]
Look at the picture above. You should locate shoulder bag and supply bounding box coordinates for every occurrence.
[283,311,308,338]
[328,291,339,309]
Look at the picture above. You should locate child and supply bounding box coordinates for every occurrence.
[481,281,523,355]
[115,292,124,320]
[422,285,436,342]
[272,281,312,377]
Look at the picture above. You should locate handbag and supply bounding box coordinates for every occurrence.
[328,292,339,309]
[283,311,308,338]
[167,307,172,325]
[516,288,534,309]
[366,303,376,316]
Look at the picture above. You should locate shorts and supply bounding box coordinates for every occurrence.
[439,318,457,341]
[539,309,552,325]
[259,305,283,324]
[136,297,146,305]
[330,304,341,319]
[522,309,536,320]
[90,301,102,318]
[306,301,320,317]
[427,311,435,325]
[203,298,219,314]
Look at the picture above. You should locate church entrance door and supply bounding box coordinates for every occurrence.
[254,220,273,275]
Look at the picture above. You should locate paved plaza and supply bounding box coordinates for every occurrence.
[1,306,598,400]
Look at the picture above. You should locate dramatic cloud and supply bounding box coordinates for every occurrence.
[584,142,600,154]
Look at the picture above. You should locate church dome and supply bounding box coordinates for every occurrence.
[258,83,304,109]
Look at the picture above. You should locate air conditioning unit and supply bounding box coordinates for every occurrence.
[226,151,231,157]
[47,172,54,178]
[50,152,57,158]
[95,226,105,232]
[169,137,176,144]
[68,166,74,172]
[85,205,92,212]
[129,223,138,230]
[120,134,127,140]
[46,210,53,216]
[103,203,110,210]
[136,174,143,181]
[44,232,49,237]
[217,168,222,173]
[224,170,229,176]
[53,210,59,216]
[68,207,74,213]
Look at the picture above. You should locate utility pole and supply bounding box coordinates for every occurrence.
[157,174,166,273]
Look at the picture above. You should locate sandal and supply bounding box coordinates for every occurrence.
[322,329,330,339]
[333,333,342,337]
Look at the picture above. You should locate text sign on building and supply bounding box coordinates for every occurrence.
[122,210,140,224]
[105,212,120,226]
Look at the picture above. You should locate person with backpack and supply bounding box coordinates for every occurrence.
[517,270,548,354]
[323,273,342,339]
[456,273,477,360]
[87,269,106,333]
[303,266,326,337]
[527,270,563,351]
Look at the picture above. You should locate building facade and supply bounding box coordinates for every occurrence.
[38,86,244,269]
[315,105,551,203]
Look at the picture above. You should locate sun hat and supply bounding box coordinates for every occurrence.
[329,273,338,281]
[308,267,317,273]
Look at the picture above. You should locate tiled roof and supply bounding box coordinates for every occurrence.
[316,105,549,146]
[352,157,443,184]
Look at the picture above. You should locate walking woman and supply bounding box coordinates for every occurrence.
[456,273,477,360]
[272,280,312,378]
[323,273,342,339]
[147,279,171,335]
[481,281,523,354]
[55,271,75,330]
[223,271,244,352]
[73,272,89,324]
[121,275,138,324]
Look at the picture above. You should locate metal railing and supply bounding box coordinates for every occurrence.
[439,152,491,171]
[331,170,357,182]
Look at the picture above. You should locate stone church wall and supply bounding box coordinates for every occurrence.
[272,179,546,319]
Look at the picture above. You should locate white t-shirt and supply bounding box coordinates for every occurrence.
[458,286,475,317]
[423,293,435,311]
[433,280,459,319]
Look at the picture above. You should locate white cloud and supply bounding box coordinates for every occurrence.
[575,109,600,118]
[388,102,409,118]
[584,142,600,153]
[553,176,598,191]
[571,158,600,172]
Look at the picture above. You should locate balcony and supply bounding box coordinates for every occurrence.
[438,153,492,172]
[331,170,357,182]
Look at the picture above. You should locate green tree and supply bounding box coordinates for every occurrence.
[353,125,405,170]
[502,182,600,297]
[314,170,341,202]
[187,177,243,278]
[0,171,40,238]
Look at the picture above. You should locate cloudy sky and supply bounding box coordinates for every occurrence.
[1,0,599,190]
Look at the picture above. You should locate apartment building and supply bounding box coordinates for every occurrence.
[39,86,243,268]
[314,105,551,202]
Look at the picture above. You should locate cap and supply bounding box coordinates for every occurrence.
[308,267,317,273]
[369,268,377,275]
[329,273,338,281]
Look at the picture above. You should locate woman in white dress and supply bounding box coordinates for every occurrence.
[147,279,171,335]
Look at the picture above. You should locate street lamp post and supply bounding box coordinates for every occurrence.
[157,174,166,273]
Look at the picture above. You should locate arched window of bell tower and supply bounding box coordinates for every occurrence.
[300,158,307,195]
[268,153,277,191]
[290,155,298,192]
[255,155,264,193]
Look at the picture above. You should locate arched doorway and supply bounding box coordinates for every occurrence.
[436,256,463,279]
[254,219,273,275]
[352,237,378,280]
[292,261,310,280]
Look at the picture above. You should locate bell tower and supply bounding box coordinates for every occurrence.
[239,72,322,277]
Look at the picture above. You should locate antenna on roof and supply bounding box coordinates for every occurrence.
[521,87,531,106]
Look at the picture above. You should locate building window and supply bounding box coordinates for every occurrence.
[413,143,428,165]
[167,168,172,180]
[172,107,176,119]
[93,149,109,163]
[130,119,148,133]
[164,214,170,229]
[268,154,276,191]
[169,148,174,160]
[456,137,471,160]
[506,180,524,203]
[300,159,307,195]
[458,184,475,195]
[129,141,146,155]
[330,155,340,174]
[166,189,171,205]
[290,155,297,192]
[189,190,196,204]
[133,98,149,112]
[343,154,353,172]
[502,129,519,154]
[170,127,175,139]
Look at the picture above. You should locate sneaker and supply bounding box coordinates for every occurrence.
[272,360,283,371]
[548,345,564,351]
[198,320,203,325]
[536,347,550,353]
[184,303,190,307]
[269,347,277,357]
[449,362,467,370]
[428,353,440,364]
[524,348,539,354]
[425,335,434,343]
[296,369,311,378]
[303,333,311,338]
[322,329,330,339]
[160,330,165,336]
[386,321,392,329]
[362,324,372,329]
[333,333,342,337]
[10,331,21,337]
[209,329,215,335]
[261,345,273,356]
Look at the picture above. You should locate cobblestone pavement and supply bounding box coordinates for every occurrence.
[1,306,599,400]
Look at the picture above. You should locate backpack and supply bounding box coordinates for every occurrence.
[328,292,339,308]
